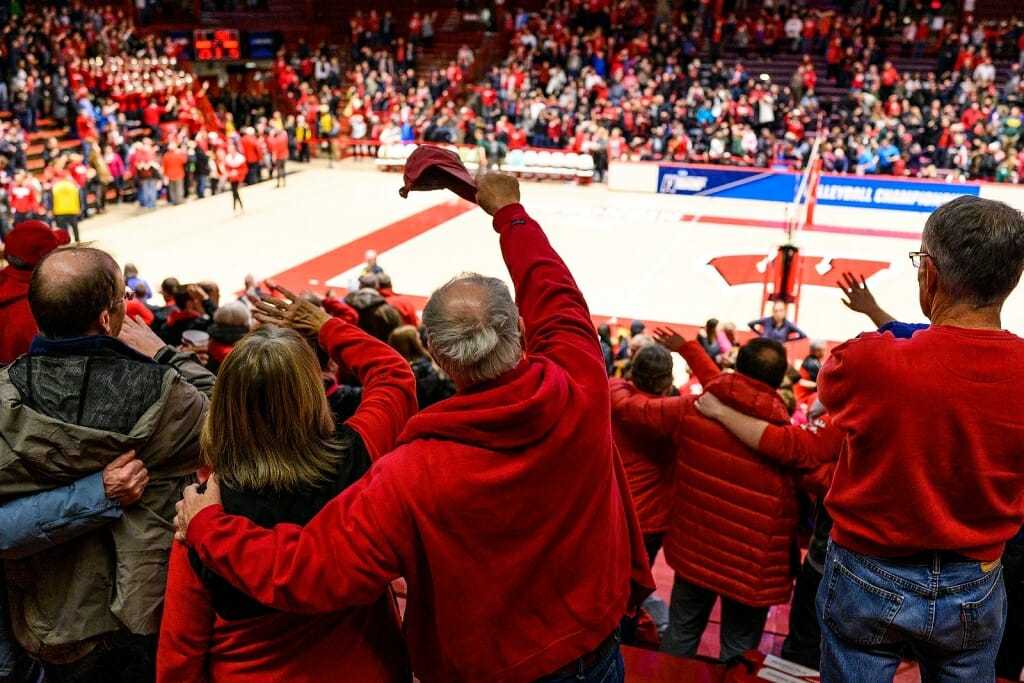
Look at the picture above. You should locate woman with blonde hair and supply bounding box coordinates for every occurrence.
[158,288,417,682]
[387,324,455,409]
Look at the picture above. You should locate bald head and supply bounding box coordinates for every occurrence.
[422,274,523,387]
[30,247,122,339]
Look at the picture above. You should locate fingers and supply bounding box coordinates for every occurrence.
[253,312,282,327]
[107,449,137,469]
[274,285,299,302]
[858,273,868,288]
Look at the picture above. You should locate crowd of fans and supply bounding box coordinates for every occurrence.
[352,0,1024,184]
[1,171,1024,683]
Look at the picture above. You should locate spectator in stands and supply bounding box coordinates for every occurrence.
[51,172,82,243]
[124,263,153,301]
[161,142,187,205]
[205,301,252,374]
[817,196,1024,681]
[694,392,841,671]
[175,172,654,682]
[386,324,456,409]
[377,273,419,327]
[617,330,803,662]
[0,221,67,364]
[161,283,216,347]
[8,170,40,225]
[157,317,415,682]
[749,301,807,342]
[0,246,212,683]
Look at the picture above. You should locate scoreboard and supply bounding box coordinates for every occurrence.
[193,29,241,61]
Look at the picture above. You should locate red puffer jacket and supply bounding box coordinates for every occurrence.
[614,365,799,607]
[609,378,675,536]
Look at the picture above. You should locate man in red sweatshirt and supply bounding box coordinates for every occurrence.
[816,195,1024,682]
[174,172,654,683]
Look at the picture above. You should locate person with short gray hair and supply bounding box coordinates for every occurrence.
[816,195,1024,682]
[175,172,655,683]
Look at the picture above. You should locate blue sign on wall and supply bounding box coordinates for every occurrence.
[657,165,799,202]
[814,176,979,213]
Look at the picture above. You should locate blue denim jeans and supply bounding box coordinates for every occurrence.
[817,541,1006,683]
[534,632,624,683]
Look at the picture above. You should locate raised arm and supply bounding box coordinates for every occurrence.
[652,327,721,386]
[179,461,409,614]
[478,173,605,386]
[837,272,896,328]
[319,317,417,459]
[0,451,147,559]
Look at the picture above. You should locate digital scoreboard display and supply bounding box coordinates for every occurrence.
[193,29,241,60]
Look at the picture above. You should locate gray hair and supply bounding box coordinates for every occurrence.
[214,300,252,328]
[923,196,1024,307]
[422,273,522,386]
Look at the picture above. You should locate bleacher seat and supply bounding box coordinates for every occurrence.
[576,154,595,184]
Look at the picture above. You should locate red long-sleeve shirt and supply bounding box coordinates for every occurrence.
[187,204,654,682]
[158,317,417,682]
[820,325,1024,561]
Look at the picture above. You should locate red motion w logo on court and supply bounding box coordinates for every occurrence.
[708,255,890,288]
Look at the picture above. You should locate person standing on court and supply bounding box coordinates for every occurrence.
[816,195,1024,682]
[174,172,654,683]
[748,300,807,343]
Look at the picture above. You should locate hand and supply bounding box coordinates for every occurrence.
[250,284,330,337]
[179,341,209,366]
[103,450,149,506]
[475,172,520,216]
[174,475,221,543]
[118,315,167,357]
[836,272,880,315]
[695,392,727,420]
[187,284,208,303]
[652,326,684,353]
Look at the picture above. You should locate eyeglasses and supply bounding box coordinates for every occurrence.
[112,288,136,307]
[908,251,934,269]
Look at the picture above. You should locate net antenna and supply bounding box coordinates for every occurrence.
[789,111,827,241]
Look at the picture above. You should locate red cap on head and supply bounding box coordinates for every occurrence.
[4,220,70,267]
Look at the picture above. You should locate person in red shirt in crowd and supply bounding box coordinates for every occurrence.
[158,308,416,683]
[161,142,188,205]
[8,170,40,225]
[175,173,654,683]
[375,273,419,327]
[125,282,155,326]
[75,107,98,162]
[816,196,1024,682]
[240,127,263,185]
[270,126,289,188]
[143,99,163,142]
[0,221,69,364]
[223,141,248,214]
[614,329,805,662]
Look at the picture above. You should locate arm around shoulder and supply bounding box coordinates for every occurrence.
[0,472,121,560]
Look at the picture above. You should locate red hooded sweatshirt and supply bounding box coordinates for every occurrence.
[187,203,654,682]
[0,267,37,364]
[158,317,415,683]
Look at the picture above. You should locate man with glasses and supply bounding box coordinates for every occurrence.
[815,195,1024,682]
[0,246,214,682]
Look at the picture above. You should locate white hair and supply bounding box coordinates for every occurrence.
[213,300,252,328]
[422,274,522,386]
